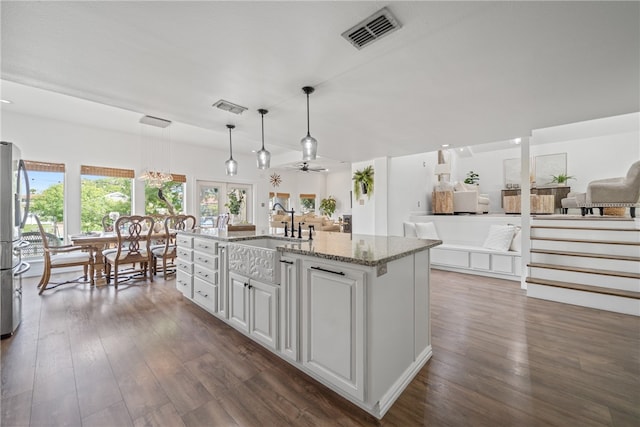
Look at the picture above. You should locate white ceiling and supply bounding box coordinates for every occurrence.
[1,1,638,168]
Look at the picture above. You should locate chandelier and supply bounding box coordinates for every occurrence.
[138,115,173,188]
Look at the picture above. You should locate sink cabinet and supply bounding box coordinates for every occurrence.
[228,271,278,350]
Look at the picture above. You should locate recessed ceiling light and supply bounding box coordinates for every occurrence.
[0,99,13,104]
[441,144,450,148]
[513,138,521,144]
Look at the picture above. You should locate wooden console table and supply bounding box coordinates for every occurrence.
[432,190,454,214]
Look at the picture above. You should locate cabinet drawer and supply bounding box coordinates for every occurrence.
[176,260,193,275]
[194,264,217,284]
[194,238,218,253]
[193,277,217,312]
[176,270,193,298]
[177,247,193,261]
[193,251,218,270]
[176,235,194,248]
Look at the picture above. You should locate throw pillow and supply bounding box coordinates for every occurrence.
[403,222,417,238]
[482,224,516,252]
[415,222,440,240]
[509,226,522,252]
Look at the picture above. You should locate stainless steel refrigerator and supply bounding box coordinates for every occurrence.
[1,141,30,339]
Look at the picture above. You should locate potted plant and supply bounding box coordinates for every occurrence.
[464,171,479,185]
[225,190,245,224]
[550,173,574,185]
[353,165,374,200]
[319,196,337,218]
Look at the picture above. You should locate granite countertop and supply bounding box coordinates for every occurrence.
[180,229,441,267]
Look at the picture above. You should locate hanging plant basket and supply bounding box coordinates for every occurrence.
[353,165,374,200]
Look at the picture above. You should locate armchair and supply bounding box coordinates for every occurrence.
[578,160,640,218]
[453,182,489,214]
[34,215,94,294]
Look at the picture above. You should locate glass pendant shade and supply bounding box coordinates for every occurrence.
[225,124,237,176]
[301,86,317,161]
[300,134,317,161]
[257,148,270,169]
[225,158,238,176]
[256,109,271,169]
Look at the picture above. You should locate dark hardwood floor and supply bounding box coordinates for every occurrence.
[2,269,638,426]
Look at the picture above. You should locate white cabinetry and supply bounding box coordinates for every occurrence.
[187,237,220,314]
[228,271,279,350]
[279,256,300,362]
[301,260,365,401]
[175,236,193,298]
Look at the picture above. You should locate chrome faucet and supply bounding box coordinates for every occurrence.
[273,203,296,238]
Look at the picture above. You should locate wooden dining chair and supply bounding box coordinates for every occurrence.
[103,215,154,288]
[34,215,94,294]
[151,214,196,276]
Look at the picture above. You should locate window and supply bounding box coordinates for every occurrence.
[81,165,133,231]
[299,193,316,214]
[145,173,186,216]
[269,192,290,211]
[22,161,65,258]
[227,184,251,224]
[197,181,253,227]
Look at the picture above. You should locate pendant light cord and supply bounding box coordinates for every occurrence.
[261,112,265,150]
[306,92,311,137]
[228,127,234,159]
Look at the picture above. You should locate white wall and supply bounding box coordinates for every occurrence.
[351,158,388,235]
[388,151,439,237]
[325,168,352,218]
[2,110,271,236]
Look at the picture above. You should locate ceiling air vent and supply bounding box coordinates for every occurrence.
[139,115,172,128]
[341,7,401,50]
[213,99,248,115]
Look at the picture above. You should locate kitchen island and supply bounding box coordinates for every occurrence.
[175,230,440,419]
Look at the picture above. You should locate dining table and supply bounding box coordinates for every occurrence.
[70,231,174,286]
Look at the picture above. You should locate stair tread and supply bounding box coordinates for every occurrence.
[530,249,640,262]
[525,277,640,300]
[531,225,640,232]
[530,236,640,246]
[528,262,640,279]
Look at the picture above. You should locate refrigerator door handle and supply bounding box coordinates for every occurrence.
[17,159,30,229]
[14,261,30,276]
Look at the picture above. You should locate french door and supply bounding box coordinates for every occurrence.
[196,181,252,228]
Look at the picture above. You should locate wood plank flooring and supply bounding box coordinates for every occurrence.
[2,270,639,426]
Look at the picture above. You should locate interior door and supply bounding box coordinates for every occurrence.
[196,181,222,229]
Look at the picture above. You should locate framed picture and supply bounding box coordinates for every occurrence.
[535,153,567,187]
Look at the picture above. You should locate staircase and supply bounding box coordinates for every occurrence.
[526,216,640,316]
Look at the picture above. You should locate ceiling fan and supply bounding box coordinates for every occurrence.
[292,162,328,173]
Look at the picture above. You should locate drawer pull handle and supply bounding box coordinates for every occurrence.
[279,260,293,265]
[196,290,208,298]
[310,266,345,276]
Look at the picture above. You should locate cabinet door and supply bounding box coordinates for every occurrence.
[301,261,365,400]
[249,279,278,351]
[279,257,299,362]
[228,271,249,332]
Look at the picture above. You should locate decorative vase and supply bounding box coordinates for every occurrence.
[361,182,368,195]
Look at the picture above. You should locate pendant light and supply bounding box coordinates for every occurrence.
[256,108,271,170]
[225,124,238,176]
[300,86,318,161]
